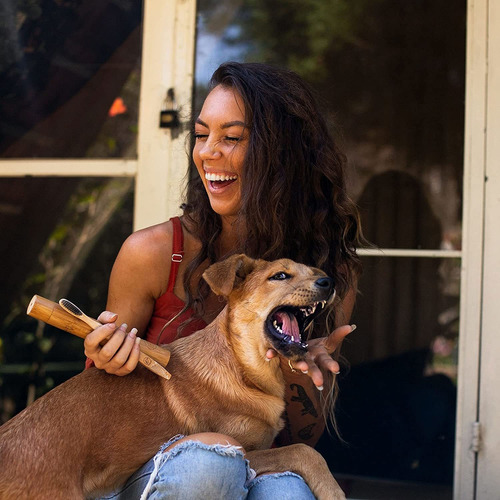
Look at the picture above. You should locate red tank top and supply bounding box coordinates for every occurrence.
[85,217,206,369]
[144,217,206,345]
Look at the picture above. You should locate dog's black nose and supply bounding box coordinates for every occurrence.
[315,277,334,293]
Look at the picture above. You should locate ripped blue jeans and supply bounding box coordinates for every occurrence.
[97,435,315,499]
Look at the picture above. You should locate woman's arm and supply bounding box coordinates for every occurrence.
[84,222,174,375]
[274,286,357,447]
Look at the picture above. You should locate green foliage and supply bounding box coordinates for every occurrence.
[0,0,140,420]
[206,0,465,168]
[1,177,133,420]
[222,0,384,81]
[106,136,118,153]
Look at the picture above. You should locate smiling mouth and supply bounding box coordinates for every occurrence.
[205,172,238,189]
[266,301,327,355]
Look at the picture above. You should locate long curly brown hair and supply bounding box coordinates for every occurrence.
[183,62,362,327]
[180,62,363,426]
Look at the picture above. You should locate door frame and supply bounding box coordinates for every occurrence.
[0,0,197,231]
[2,1,499,497]
[461,1,500,498]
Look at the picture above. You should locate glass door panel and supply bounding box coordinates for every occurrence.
[0,176,133,418]
[323,256,459,493]
[0,0,141,418]
[195,0,465,250]
[0,0,142,159]
[194,0,465,495]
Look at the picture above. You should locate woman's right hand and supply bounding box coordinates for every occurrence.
[84,311,141,376]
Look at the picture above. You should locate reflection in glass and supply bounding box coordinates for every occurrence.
[0,0,142,158]
[358,170,443,250]
[320,256,459,493]
[195,0,465,493]
[0,177,133,419]
[347,257,460,366]
[195,0,465,250]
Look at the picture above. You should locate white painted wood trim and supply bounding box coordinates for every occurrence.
[454,0,488,498]
[0,159,137,177]
[476,0,500,497]
[134,0,197,231]
[358,248,462,259]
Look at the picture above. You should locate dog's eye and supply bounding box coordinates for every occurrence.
[269,272,291,281]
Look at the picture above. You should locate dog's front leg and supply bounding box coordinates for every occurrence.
[246,444,345,500]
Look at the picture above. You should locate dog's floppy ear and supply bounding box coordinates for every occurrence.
[203,254,257,297]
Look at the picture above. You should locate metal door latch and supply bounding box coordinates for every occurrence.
[159,88,180,129]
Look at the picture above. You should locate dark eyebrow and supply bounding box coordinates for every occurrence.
[195,118,208,128]
[221,120,247,129]
[195,118,248,129]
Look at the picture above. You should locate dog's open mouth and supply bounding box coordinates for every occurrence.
[266,301,327,356]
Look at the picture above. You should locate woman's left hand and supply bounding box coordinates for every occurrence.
[266,324,356,389]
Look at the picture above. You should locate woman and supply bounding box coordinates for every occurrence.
[85,62,361,499]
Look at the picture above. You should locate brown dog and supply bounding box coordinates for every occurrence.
[0,254,345,499]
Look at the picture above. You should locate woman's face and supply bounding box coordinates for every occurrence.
[193,85,249,220]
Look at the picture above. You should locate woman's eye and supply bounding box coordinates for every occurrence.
[225,136,241,143]
[194,133,207,140]
[269,272,291,281]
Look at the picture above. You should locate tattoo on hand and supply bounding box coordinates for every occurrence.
[290,383,318,418]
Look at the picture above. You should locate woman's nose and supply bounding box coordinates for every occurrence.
[199,138,222,160]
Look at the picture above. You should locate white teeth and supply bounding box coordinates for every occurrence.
[301,301,328,318]
[205,173,238,182]
[273,320,283,333]
[302,303,318,317]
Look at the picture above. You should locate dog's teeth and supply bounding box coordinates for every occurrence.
[303,303,318,317]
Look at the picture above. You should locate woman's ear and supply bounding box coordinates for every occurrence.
[202,254,257,297]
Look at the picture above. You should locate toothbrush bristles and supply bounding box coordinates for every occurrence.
[59,299,84,317]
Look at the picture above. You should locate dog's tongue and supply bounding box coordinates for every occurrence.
[276,311,300,342]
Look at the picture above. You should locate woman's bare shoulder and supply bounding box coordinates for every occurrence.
[111,220,175,296]
[123,220,174,258]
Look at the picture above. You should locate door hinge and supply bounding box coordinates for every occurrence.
[471,421,482,453]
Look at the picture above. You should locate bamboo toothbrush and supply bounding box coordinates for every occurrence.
[58,298,171,379]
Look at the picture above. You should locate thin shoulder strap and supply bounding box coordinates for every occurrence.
[166,217,184,293]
